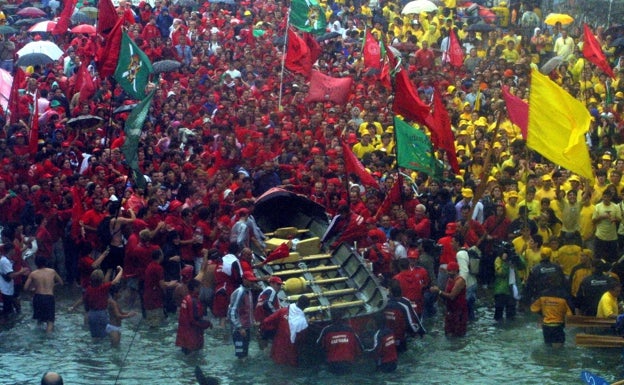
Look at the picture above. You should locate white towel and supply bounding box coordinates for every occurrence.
[221,254,238,276]
[288,304,308,343]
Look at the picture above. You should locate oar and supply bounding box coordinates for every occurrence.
[288,288,357,302]
[566,315,616,328]
[304,300,365,314]
[283,276,350,294]
[272,264,340,276]
[267,253,332,265]
[575,333,624,348]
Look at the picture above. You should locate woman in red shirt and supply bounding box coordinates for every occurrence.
[83,267,123,338]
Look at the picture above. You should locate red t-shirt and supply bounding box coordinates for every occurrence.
[143,261,164,310]
[84,282,112,311]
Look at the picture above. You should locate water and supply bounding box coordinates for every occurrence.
[2,286,623,385]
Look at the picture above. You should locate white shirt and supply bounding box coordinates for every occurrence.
[0,255,15,296]
[456,249,477,288]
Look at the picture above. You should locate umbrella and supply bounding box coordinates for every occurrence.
[16,52,54,67]
[0,25,17,34]
[315,31,341,42]
[0,67,11,111]
[152,60,182,74]
[540,55,563,74]
[544,13,574,26]
[38,110,60,126]
[66,114,103,128]
[79,6,98,18]
[13,17,47,27]
[467,21,496,32]
[611,36,624,47]
[17,41,63,60]
[70,24,96,34]
[402,0,438,15]
[16,7,47,18]
[28,20,57,33]
[70,11,93,25]
[113,103,137,114]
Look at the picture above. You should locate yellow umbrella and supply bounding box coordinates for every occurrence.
[544,13,574,26]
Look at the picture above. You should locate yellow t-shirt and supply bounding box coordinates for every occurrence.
[596,291,619,318]
[554,244,582,276]
[579,203,596,242]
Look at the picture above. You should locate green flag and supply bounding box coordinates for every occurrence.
[114,32,153,100]
[290,0,327,35]
[121,90,154,189]
[394,116,444,179]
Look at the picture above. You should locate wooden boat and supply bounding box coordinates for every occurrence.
[252,188,388,325]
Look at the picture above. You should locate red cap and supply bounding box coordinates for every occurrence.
[268,276,283,285]
[445,222,457,235]
[169,200,183,212]
[447,261,460,272]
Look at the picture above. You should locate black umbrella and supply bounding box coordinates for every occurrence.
[152,60,182,74]
[66,114,103,128]
[467,22,496,32]
[113,103,137,114]
[16,52,53,67]
[605,25,624,39]
[13,17,47,27]
[70,11,93,25]
[315,31,341,42]
[610,36,624,48]
[0,25,17,34]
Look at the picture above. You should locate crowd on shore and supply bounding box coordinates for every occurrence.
[1,0,624,373]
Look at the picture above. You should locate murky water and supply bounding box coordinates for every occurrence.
[2,286,623,385]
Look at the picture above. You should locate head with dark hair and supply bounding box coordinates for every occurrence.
[35,255,48,269]
[41,372,63,385]
[389,279,403,298]
[453,233,465,247]
[296,295,310,310]
[188,278,201,292]
[108,200,121,215]
[152,249,163,261]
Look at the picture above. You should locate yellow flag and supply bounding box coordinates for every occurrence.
[527,69,594,180]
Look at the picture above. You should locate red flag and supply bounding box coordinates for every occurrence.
[341,140,380,189]
[8,68,25,124]
[261,243,290,265]
[379,40,397,90]
[363,30,381,70]
[302,32,321,66]
[502,86,528,139]
[305,70,353,104]
[96,17,123,78]
[447,29,464,68]
[76,62,96,103]
[426,91,459,173]
[97,0,120,36]
[582,23,615,78]
[29,92,39,157]
[285,28,312,77]
[52,0,77,35]
[375,174,403,218]
[392,69,431,125]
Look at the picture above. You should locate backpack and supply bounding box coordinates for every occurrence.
[465,246,482,275]
[96,216,113,248]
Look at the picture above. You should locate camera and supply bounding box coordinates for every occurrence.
[494,241,521,265]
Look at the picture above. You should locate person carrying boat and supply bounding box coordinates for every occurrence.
[530,276,574,348]
[317,309,363,375]
[260,295,310,366]
[383,279,425,352]
[228,270,259,359]
[255,275,283,342]
[430,261,468,337]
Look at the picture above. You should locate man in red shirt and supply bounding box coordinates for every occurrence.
[317,310,363,375]
[143,249,178,328]
[79,197,106,249]
[414,41,436,70]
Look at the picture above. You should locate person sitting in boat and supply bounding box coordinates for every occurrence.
[321,203,367,249]
[597,280,622,319]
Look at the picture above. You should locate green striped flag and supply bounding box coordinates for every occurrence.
[114,32,153,100]
[290,0,327,35]
[394,116,444,179]
[121,90,155,189]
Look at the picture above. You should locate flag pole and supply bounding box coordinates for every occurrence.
[278,8,291,112]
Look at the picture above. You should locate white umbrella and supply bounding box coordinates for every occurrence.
[402,0,438,15]
[0,68,11,111]
[16,40,63,61]
[28,20,57,33]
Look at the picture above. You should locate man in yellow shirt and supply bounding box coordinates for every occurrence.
[351,133,375,160]
[596,280,621,318]
[592,188,622,263]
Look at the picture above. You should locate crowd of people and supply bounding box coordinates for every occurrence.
[0,0,624,374]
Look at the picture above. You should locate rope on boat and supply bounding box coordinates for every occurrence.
[114,318,142,385]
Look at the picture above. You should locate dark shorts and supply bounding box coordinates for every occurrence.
[212,291,229,318]
[102,245,125,273]
[542,324,565,344]
[33,294,55,322]
[232,328,251,358]
[88,309,110,338]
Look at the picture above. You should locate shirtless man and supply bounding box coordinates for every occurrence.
[107,284,138,347]
[195,248,218,311]
[24,255,64,333]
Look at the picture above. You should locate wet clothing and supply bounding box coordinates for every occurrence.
[88,309,109,338]
[176,293,212,353]
[393,266,429,315]
[228,285,254,358]
[143,261,165,311]
[524,260,566,304]
[32,293,55,323]
[254,286,280,323]
[576,273,617,316]
[383,296,423,352]
[443,276,468,337]
[261,305,307,366]
[530,287,573,345]
[317,321,363,374]
[367,327,398,372]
